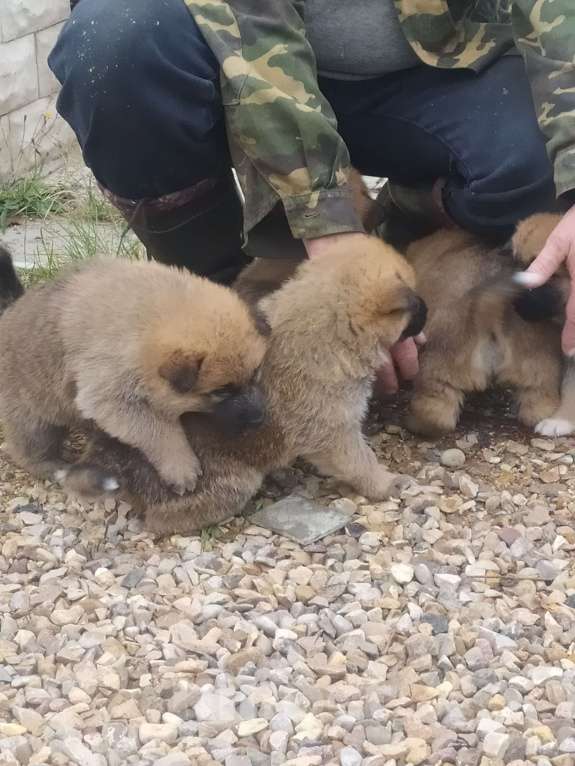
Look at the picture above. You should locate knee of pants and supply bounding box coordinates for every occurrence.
[49,0,226,198]
[446,118,558,235]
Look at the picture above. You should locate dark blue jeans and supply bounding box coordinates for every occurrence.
[49,0,557,238]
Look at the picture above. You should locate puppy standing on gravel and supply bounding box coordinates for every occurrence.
[0,257,267,492]
[511,213,574,437]
[403,223,563,436]
[62,237,427,535]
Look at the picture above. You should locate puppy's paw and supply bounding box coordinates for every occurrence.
[404,406,455,437]
[535,417,575,438]
[365,468,413,501]
[158,454,202,496]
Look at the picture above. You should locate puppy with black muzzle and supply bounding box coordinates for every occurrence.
[61,237,427,535]
[0,257,267,492]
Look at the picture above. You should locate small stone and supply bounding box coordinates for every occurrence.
[61,738,104,766]
[237,719,268,737]
[138,723,179,745]
[537,559,560,581]
[483,732,510,759]
[524,506,551,526]
[422,613,449,634]
[559,738,575,753]
[440,448,466,468]
[293,713,323,742]
[435,573,461,588]
[527,725,555,744]
[487,694,506,711]
[459,475,478,498]
[0,724,26,737]
[498,527,521,546]
[479,627,517,652]
[12,708,44,736]
[51,606,84,625]
[477,719,504,739]
[530,666,563,686]
[414,563,434,585]
[340,747,362,766]
[406,738,430,766]
[154,755,191,766]
[194,693,237,722]
[391,563,414,584]
[269,731,288,753]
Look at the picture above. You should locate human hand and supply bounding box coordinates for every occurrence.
[375,333,425,395]
[524,205,575,355]
[304,231,368,259]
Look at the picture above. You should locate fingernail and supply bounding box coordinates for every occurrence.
[513,271,542,288]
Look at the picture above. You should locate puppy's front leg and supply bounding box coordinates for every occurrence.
[138,420,202,495]
[308,432,408,501]
[75,387,200,494]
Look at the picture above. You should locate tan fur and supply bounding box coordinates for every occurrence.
[511,213,562,266]
[404,227,562,436]
[63,237,427,535]
[0,259,266,490]
[511,213,575,437]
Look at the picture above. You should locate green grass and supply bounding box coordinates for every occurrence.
[0,175,72,232]
[200,525,225,550]
[21,218,144,286]
[4,172,145,286]
[80,183,119,224]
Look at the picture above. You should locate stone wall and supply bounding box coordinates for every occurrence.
[0,0,76,181]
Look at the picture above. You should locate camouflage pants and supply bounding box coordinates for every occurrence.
[50,0,556,238]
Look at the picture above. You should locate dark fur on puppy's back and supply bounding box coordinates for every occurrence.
[0,246,24,316]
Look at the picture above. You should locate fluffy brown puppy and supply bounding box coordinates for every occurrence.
[511,213,574,437]
[0,258,267,491]
[62,237,427,535]
[404,225,562,436]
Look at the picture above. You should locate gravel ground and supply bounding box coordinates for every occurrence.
[1,391,575,766]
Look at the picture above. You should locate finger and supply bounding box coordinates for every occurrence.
[392,338,419,381]
[527,231,569,284]
[562,283,575,356]
[375,362,399,396]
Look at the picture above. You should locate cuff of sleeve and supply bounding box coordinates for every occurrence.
[283,188,364,240]
[554,147,575,201]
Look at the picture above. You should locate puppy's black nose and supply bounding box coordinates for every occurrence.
[212,384,267,433]
[239,385,267,428]
[401,295,427,339]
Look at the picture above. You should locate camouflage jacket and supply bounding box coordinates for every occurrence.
[186,0,575,239]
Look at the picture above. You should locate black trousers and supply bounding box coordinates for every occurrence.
[50,0,557,239]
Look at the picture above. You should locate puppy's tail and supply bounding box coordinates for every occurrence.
[56,464,120,501]
[0,245,24,317]
[469,271,538,331]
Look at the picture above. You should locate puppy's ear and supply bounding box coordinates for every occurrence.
[158,351,203,394]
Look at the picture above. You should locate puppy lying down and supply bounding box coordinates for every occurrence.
[404,215,565,436]
[62,237,427,535]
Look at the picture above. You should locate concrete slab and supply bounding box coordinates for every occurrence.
[250,495,354,545]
